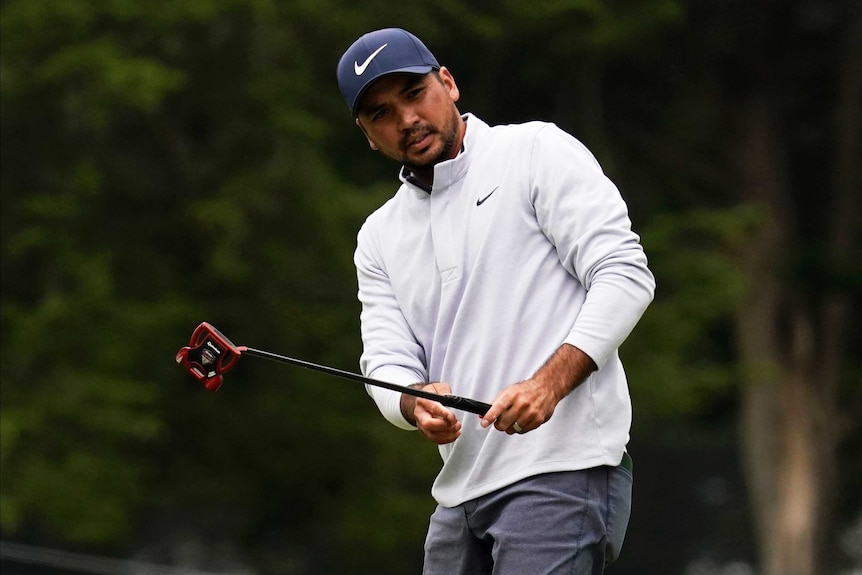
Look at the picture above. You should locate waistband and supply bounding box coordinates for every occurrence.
[619,451,633,475]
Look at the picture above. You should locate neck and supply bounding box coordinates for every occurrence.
[410,166,435,187]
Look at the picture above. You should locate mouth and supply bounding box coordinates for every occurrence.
[403,131,433,153]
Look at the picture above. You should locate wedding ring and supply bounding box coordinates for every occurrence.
[513,421,523,433]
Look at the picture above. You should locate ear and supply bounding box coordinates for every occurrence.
[355,118,379,151]
[438,67,460,103]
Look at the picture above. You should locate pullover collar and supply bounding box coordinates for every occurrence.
[399,113,484,194]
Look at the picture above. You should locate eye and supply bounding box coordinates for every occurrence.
[370,107,389,122]
[406,86,424,100]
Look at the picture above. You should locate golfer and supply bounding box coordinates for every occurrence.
[337,28,655,574]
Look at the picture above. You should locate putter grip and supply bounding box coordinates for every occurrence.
[442,395,492,416]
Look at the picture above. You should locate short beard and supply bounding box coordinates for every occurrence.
[402,109,462,172]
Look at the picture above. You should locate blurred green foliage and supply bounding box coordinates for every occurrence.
[1,0,859,573]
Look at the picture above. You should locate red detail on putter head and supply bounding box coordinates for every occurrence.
[204,375,224,392]
[176,322,245,391]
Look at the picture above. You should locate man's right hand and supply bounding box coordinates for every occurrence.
[401,382,462,445]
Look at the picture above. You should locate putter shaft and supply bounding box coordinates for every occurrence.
[243,347,491,416]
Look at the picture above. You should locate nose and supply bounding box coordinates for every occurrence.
[397,104,420,130]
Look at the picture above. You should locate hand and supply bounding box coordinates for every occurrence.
[479,377,560,435]
[480,344,597,434]
[408,382,462,445]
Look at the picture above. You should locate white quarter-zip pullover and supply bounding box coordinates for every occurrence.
[355,114,655,507]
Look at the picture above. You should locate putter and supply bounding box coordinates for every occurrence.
[175,322,492,416]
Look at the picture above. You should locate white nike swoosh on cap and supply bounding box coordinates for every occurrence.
[354,43,388,76]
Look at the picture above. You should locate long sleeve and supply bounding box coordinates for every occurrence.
[355,222,428,430]
[529,125,655,368]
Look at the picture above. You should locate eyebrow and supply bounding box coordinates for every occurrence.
[360,75,428,117]
[398,75,426,94]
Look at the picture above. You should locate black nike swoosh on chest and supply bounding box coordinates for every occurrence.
[476,187,499,206]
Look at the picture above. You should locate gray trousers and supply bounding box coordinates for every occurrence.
[422,462,633,575]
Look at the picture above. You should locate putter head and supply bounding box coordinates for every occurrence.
[176,322,243,392]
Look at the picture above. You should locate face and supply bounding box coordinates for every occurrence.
[355,68,464,175]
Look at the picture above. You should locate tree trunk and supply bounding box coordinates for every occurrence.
[735,3,860,563]
[735,93,825,575]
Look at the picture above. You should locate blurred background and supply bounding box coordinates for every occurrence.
[1,1,860,574]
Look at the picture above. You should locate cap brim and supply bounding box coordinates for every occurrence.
[352,65,436,117]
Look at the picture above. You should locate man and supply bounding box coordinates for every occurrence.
[336,28,655,574]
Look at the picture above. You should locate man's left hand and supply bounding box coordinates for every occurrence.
[479,377,560,434]
[479,344,597,434]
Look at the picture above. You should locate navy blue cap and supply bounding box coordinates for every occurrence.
[337,28,440,117]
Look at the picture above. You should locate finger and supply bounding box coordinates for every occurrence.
[416,399,460,429]
[494,413,520,432]
[508,420,527,435]
[418,399,459,426]
[430,422,462,444]
[419,412,460,431]
[490,399,520,432]
[490,402,534,434]
[418,413,462,444]
[479,398,511,429]
[428,430,460,445]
